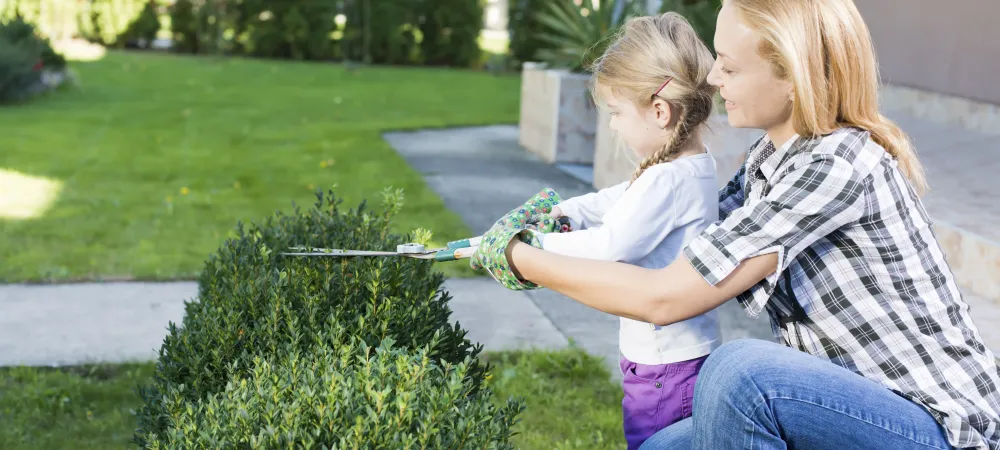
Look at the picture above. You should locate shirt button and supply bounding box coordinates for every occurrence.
[655,382,662,388]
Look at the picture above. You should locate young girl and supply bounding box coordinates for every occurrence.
[475,0,1000,449]
[526,12,723,450]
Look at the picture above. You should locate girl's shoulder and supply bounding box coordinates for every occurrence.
[641,149,718,183]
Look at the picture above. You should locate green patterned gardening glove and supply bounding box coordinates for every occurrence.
[470,215,552,290]
[520,187,563,218]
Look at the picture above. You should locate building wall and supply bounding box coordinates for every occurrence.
[856,0,1000,105]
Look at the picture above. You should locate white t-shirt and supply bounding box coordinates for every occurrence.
[541,151,722,365]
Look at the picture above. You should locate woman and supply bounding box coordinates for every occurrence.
[471,0,1000,449]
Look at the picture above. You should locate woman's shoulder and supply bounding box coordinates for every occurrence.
[786,127,885,177]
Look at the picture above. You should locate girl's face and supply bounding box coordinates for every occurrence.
[602,89,673,159]
[707,3,794,137]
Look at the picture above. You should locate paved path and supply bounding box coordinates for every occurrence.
[0,278,570,367]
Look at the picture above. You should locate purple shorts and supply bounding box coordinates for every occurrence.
[620,354,709,450]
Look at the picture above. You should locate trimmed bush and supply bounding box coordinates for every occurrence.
[417,0,484,67]
[133,188,491,446]
[139,337,523,449]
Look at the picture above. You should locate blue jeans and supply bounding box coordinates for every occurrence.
[639,339,956,450]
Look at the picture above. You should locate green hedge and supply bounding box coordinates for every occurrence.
[417,0,483,67]
[133,188,510,447]
[140,337,523,449]
[340,0,416,65]
[166,0,483,67]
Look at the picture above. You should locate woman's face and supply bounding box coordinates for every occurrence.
[707,3,794,134]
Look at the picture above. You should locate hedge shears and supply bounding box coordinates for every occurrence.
[281,217,572,262]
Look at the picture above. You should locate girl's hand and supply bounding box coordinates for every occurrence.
[550,205,564,219]
[470,210,555,290]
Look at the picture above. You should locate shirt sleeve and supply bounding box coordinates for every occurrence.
[682,153,867,317]
[556,180,629,230]
[718,163,746,222]
[541,166,678,262]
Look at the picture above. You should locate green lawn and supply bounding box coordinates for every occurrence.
[0,349,624,450]
[0,51,522,282]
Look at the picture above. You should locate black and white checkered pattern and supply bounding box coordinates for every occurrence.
[684,127,1000,449]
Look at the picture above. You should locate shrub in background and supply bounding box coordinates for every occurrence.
[138,337,523,449]
[0,13,69,104]
[239,0,340,60]
[133,188,491,447]
[534,0,643,72]
[116,0,161,48]
[166,0,197,53]
[658,0,721,53]
[0,37,41,104]
[417,0,483,67]
[341,0,418,65]
[507,0,549,68]
[0,12,64,69]
[76,0,150,47]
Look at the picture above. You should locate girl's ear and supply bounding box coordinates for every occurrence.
[651,97,674,129]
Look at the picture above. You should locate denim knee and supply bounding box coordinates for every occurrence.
[693,339,778,409]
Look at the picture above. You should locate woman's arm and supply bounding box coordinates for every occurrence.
[506,239,778,326]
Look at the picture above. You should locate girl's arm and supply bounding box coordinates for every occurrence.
[554,181,629,229]
[542,166,682,262]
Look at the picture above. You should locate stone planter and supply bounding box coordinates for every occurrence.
[518,62,597,164]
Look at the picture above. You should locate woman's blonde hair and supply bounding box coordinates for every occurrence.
[589,12,718,184]
[726,0,927,194]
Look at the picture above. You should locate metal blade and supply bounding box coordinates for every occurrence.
[282,249,407,257]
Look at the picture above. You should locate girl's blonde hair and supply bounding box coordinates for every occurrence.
[727,0,927,194]
[589,12,718,184]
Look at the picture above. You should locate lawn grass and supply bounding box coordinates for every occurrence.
[0,51,522,282]
[0,362,155,449]
[0,348,623,450]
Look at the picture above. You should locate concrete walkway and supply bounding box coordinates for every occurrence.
[0,278,570,367]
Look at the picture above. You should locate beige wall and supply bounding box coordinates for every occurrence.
[856,0,1000,105]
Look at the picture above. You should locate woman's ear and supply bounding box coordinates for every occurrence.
[651,97,674,129]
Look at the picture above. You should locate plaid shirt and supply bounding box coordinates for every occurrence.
[683,127,1000,449]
